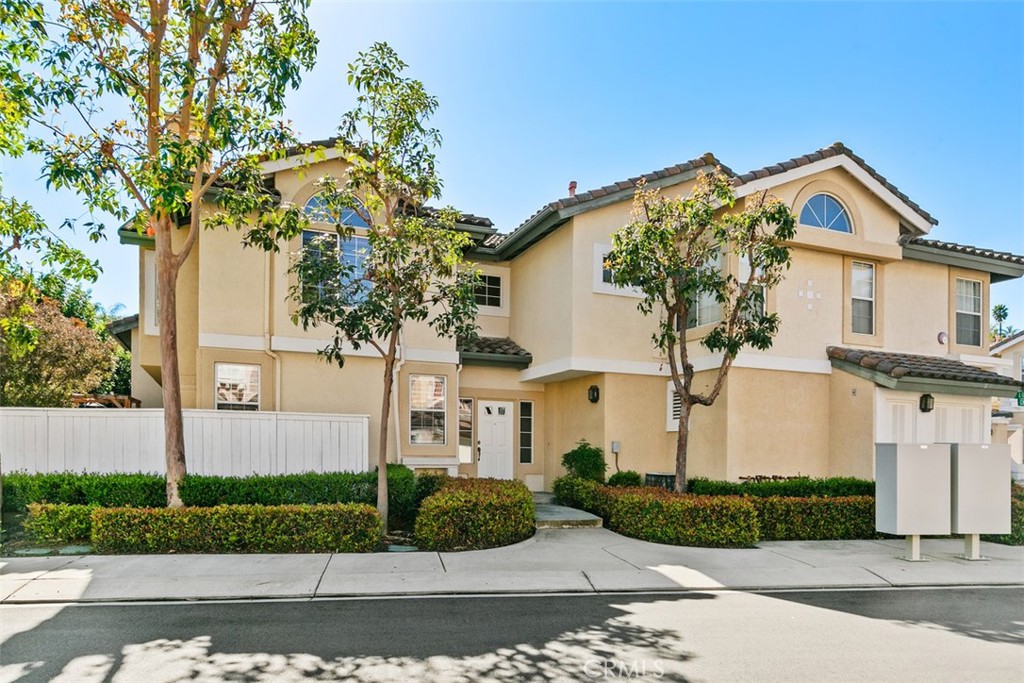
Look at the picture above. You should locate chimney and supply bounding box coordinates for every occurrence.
[568,180,577,197]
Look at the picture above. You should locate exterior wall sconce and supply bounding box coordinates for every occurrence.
[919,394,935,413]
[588,385,600,404]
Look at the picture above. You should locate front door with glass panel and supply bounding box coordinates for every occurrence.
[477,401,514,479]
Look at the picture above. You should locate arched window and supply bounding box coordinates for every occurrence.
[799,194,852,233]
[303,193,369,228]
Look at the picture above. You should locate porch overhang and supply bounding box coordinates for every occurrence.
[829,358,1022,398]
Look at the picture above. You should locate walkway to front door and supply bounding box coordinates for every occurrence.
[477,400,513,479]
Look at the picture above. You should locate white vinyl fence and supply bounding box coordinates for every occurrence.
[0,408,369,476]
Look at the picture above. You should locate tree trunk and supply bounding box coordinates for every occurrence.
[377,354,396,532]
[674,402,692,493]
[154,216,187,508]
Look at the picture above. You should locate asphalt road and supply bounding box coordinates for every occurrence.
[1,588,1021,682]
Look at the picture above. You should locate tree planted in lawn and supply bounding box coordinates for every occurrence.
[290,43,479,530]
[15,0,318,506]
[607,171,795,492]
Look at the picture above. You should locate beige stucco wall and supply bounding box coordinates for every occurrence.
[509,225,574,366]
[828,371,877,479]
[129,327,164,408]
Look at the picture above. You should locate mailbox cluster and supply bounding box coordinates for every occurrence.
[875,443,1011,561]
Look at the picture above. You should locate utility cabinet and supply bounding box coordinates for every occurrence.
[875,443,951,536]
[950,443,1011,535]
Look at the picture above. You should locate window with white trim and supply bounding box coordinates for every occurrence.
[458,398,474,464]
[686,252,724,329]
[410,374,446,445]
[593,243,643,298]
[851,261,875,335]
[955,278,982,346]
[301,230,371,304]
[303,193,369,228]
[739,253,765,320]
[519,401,534,464]
[799,193,852,233]
[215,363,260,411]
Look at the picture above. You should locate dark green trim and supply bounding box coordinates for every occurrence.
[118,227,154,247]
[829,358,1023,397]
[460,351,533,369]
[902,244,1024,283]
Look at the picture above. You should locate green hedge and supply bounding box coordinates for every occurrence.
[607,470,643,487]
[983,486,1024,546]
[2,472,165,511]
[688,476,874,498]
[3,467,416,523]
[24,503,96,543]
[415,478,535,551]
[552,476,600,510]
[596,486,759,548]
[91,503,381,554]
[752,496,876,541]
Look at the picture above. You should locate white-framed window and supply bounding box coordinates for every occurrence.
[458,397,474,464]
[739,253,765,319]
[215,363,260,411]
[685,251,724,329]
[303,193,369,228]
[593,243,643,298]
[955,278,982,346]
[474,275,501,308]
[301,230,371,303]
[666,382,682,432]
[851,261,875,335]
[519,401,534,464]
[799,193,852,233]
[410,374,446,445]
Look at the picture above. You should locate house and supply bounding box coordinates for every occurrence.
[990,329,1024,477]
[118,142,1024,489]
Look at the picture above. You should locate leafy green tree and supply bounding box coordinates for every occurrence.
[992,304,1010,340]
[290,44,479,529]
[0,289,115,406]
[15,0,318,506]
[608,172,796,492]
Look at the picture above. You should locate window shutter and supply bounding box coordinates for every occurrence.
[666,383,683,431]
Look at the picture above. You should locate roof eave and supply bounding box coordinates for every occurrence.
[902,243,1024,283]
[828,358,1022,397]
[460,351,533,369]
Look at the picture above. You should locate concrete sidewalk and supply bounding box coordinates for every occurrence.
[2,529,1022,603]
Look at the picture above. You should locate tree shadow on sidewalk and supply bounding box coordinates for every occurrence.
[1,593,713,682]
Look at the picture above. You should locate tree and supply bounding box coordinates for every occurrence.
[992,304,1009,340]
[608,171,796,492]
[16,0,318,505]
[1,1,101,359]
[0,289,115,406]
[290,44,479,530]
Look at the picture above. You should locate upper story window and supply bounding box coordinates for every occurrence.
[955,277,982,346]
[474,275,502,308]
[303,193,369,228]
[215,363,260,411]
[799,194,852,233]
[685,252,723,329]
[738,253,765,319]
[851,261,875,335]
[301,230,371,304]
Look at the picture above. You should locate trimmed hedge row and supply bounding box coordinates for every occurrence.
[983,485,1024,546]
[91,504,382,554]
[414,478,535,551]
[752,496,876,541]
[23,503,96,543]
[553,476,877,546]
[688,476,875,498]
[597,486,759,548]
[3,466,417,523]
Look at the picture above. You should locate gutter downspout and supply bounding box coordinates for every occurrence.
[264,251,282,411]
[391,328,406,465]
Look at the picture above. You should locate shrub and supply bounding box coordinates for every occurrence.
[753,496,876,541]
[91,503,381,554]
[607,470,643,487]
[687,476,875,498]
[415,478,535,551]
[24,503,96,543]
[561,440,607,482]
[1,472,165,511]
[982,486,1024,546]
[415,473,451,507]
[597,486,758,548]
[552,476,600,510]
[179,465,417,524]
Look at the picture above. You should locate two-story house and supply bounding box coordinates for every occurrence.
[119,142,1024,490]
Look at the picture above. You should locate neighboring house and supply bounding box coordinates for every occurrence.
[990,329,1024,477]
[118,142,1024,489]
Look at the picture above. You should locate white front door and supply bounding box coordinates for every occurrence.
[477,400,514,479]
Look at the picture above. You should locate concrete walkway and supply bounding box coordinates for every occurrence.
[533,492,602,528]
[2,530,1021,604]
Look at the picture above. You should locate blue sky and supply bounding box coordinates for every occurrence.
[4,1,1023,327]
